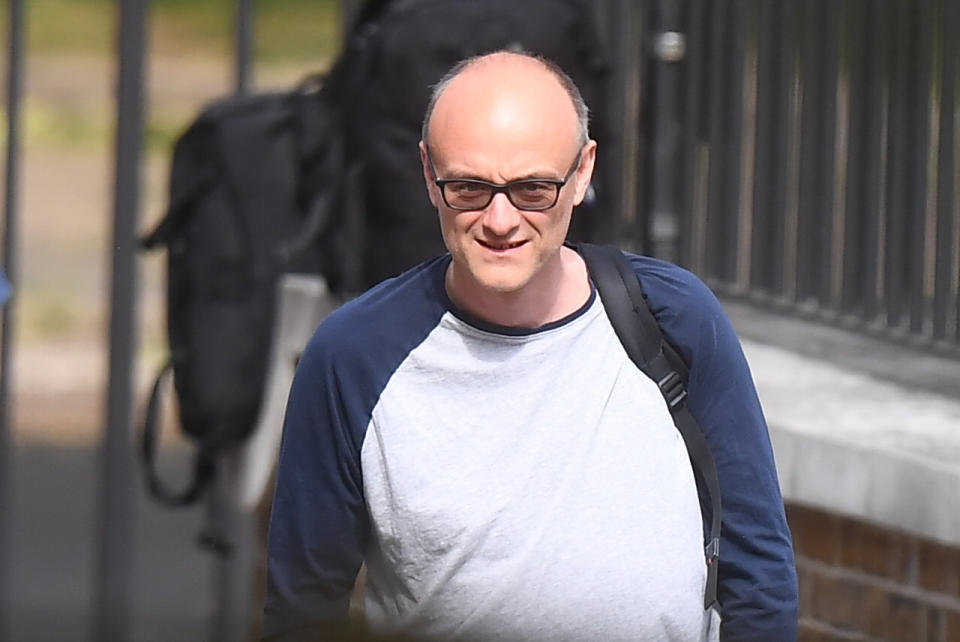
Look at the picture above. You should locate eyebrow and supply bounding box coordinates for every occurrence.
[425,145,573,183]
[440,167,565,182]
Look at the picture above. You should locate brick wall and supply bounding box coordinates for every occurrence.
[787,503,960,642]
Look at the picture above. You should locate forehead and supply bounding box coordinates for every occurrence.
[427,56,581,171]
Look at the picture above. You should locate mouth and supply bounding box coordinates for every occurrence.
[477,239,527,252]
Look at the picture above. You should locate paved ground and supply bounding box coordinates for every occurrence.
[7,441,218,642]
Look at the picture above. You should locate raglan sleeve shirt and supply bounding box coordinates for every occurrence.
[629,253,799,641]
[263,252,799,641]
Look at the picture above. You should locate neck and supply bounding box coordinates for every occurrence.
[446,246,591,328]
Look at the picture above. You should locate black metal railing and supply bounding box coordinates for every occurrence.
[644,0,960,356]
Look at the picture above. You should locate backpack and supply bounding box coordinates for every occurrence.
[139,0,613,507]
[138,71,364,506]
[579,242,722,610]
[341,0,613,287]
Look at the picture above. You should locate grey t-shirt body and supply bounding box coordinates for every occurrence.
[362,292,715,640]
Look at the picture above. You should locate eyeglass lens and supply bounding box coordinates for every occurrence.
[443,180,559,211]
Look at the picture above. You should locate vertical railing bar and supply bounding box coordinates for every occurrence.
[951,3,960,346]
[692,0,712,275]
[829,0,851,311]
[678,0,706,269]
[93,0,148,639]
[934,0,957,340]
[818,0,841,309]
[0,0,26,638]
[862,0,889,322]
[624,0,646,250]
[704,0,726,280]
[590,1,621,245]
[643,0,687,263]
[907,0,933,335]
[636,0,658,255]
[885,0,911,329]
[750,0,775,294]
[235,0,255,95]
[736,4,758,290]
[723,0,746,283]
[955,97,960,345]
[950,97,960,347]
[705,0,744,284]
[796,0,821,303]
[772,0,795,298]
[842,0,868,316]
[781,2,803,303]
[609,0,644,250]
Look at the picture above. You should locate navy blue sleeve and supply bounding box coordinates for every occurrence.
[261,317,371,640]
[631,255,799,641]
[262,259,450,641]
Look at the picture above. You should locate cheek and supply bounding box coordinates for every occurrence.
[439,211,479,244]
[524,210,570,240]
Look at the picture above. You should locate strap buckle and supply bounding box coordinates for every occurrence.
[705,537,720,564]
[657,370,688,409]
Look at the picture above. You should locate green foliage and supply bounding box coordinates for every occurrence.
[5,0,341,61]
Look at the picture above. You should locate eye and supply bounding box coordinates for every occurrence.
[448,181,485,194]
[518,181,554,194]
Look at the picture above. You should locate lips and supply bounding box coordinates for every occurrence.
[478,239,527,251]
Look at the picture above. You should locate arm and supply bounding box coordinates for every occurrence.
[633,257,799,641]
[262,327,370,641]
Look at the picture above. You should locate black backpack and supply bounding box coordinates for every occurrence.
[139,0,612,507]
[342,0,613,287]
[138,71,364,506]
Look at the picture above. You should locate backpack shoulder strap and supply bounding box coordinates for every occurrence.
[140,361,217,507]
[578,242,722,610]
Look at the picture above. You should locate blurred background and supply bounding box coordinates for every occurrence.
[1,0,960,641]
[0,1,342,640]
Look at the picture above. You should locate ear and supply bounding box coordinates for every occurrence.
[571,140,598,207]
[419,141,441,208]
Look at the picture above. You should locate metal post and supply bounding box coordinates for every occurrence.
[602,0,644,249]
[207,459,257,642]
[93,0,149,639]
[842,0,869,316]
[678,0,707,271]
[751,0,790,296]
[235,0,254,95]
[704,0,745,282]
[861,0,889,322]
[884,0,911,329]
[907,0,933,335]
[642,0,686,263]
[934,0,958,341]
[0,0,26,638]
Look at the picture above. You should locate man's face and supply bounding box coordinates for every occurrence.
[420,57,596,298]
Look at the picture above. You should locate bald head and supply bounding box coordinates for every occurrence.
[421,51,590,151]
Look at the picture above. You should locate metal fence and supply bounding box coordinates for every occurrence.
[639,0,960,356]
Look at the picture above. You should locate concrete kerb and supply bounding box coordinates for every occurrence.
[739,334,960,548]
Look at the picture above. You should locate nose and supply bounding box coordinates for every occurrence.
[480,192,521,237]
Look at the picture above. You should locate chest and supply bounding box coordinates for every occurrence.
[360,311,697,548]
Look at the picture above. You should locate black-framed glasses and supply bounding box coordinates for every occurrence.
[427,147,584,212]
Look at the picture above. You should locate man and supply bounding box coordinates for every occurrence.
[263,51,798,641]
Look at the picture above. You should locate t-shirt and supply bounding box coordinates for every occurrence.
[263,247,797,641]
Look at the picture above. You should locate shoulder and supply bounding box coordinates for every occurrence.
[624,253,719,310]
[297,255,451,385]
[623,252,729,362]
